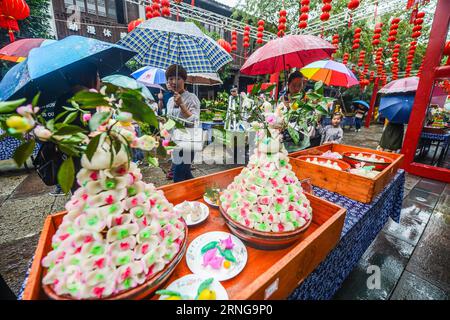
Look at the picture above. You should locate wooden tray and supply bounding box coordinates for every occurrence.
[22,167,346,300]
[289,143,404,204]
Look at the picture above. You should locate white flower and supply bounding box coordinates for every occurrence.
[137,135,158,151]
[34,126,52,141]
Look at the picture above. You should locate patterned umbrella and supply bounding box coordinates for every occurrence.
[118,17,232,74]
[300,60,359,88]
[131,66,166,89]
[0,35,135,104]
[0,38,56,62]
[186,73,222,86]
[102,75,155,101]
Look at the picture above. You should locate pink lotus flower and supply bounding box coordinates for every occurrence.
[219,236,235,250]
[202,248,224,269]
[82,114,92,122]
[162,139,170,147]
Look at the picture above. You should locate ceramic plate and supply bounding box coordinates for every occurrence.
[203,194,220,208]
[174,201,209,226]
[157,274,228,300]
[186,231,247,281]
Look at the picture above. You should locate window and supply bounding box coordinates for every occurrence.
[64,0,75,8]
[75,0,86,12]
[86,0,96,14]
[106,0,117,19]
[97,0,107,17]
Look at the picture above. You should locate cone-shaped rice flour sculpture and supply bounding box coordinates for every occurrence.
[41,140,186,299]
[220,106,313,233]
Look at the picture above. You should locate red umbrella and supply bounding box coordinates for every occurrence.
[0,38,56,62]
[240,35,335,75]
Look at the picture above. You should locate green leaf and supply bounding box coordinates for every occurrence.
[71,91,107,109]
[155,290,181,297]
[54,110,70,123]
[314,80,324,92]
[217,247,237,263]
[46,119,55,131]
[112,137,122,156]
[12,140,35,167]
[57,143,81,157]
[120,95,158,128]
[288,126,300,145]
[32,93,41,107]
[85,133,102,162]
[262,84,276,94]
[54,125,85,136]
[201,241,218,254]
[163,119,176,131]
[147,156,159,167]
[196,278,214,299]
[89,111,110,132]
[251,83,262,95]
[0,98,26,114]
[57,157,75,194]
[63,112,79,124]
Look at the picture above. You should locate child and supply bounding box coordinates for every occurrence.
[320,112,344,144]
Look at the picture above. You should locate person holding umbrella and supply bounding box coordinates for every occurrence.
[352,100,369,132]
[165,64,200,183]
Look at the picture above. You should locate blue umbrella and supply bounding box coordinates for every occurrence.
[353,100,370,110]
[0,35,136,104]
[118,17,232,74]
[131,66,166,90]
[102,75,155,101]
[379,94,415,124]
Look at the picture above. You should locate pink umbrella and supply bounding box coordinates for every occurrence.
[431,85,447,107]
[0,38,56,62]
[240,35,335,75]
[378,76,419,94]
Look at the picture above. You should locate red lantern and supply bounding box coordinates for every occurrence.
[128,18,144,33]
[152,0,161,17]
[256,20,265,45]
[301,6,310,13]
[0,0,30,42]
[412,31,421,38]
[301,0,310,4]
[298,21,308,29]
[347,0,360,10]
[322,4,332,12]
[300,13,309,21]
[414,18,424,25]
[243,25,250,49]
[413,25,422,32]
[217,39,231,53]
[416,12,425,19]
[320,13,330,21]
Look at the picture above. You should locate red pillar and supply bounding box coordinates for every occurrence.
[365,77,380,128]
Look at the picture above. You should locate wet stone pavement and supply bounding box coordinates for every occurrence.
[0,124,448,299]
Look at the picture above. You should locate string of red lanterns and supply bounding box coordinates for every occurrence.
[160,0,170,17]
[347,0,360,27]
[257,20,265,45]
[298,0,309,30]
[278,9,287,37]
[387,18,400,44]
[152,0,161,18]
[391,43,401,80]
[243,25,251,59]
[342,53,349,65]
[357,50,365,67]
[371,23,383,47]
[145,5,153,19]
[321,0,333,22]
[352,27,361,50]
[231,30,238,52]
[217,39,231,54]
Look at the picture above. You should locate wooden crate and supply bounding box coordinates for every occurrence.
[22,167,346,300]
[289,143,404,203]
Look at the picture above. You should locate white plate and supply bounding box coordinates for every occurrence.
[203,194,220,208]
[186,231,247,281]
[174,201,209,226]
[157,274,228,300]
